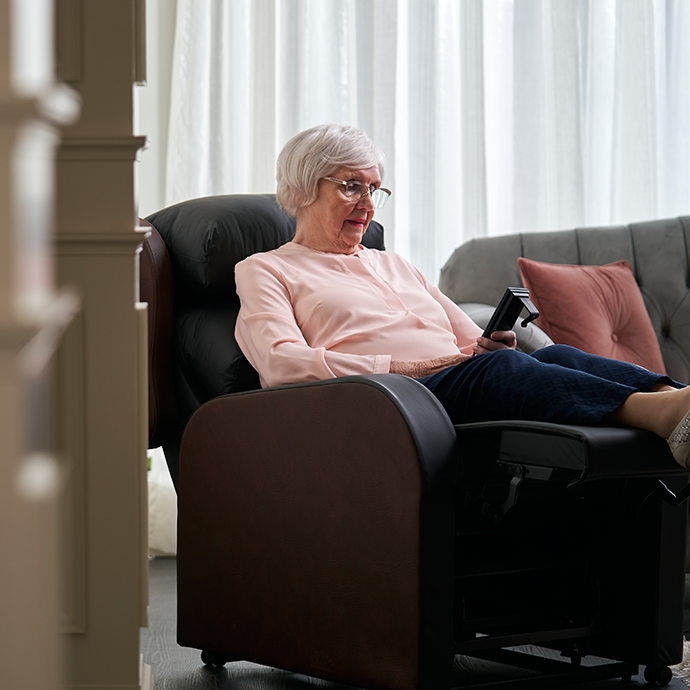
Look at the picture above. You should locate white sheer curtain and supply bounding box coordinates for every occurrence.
[166,0,690,284]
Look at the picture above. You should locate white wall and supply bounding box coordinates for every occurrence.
[135,0,177,218]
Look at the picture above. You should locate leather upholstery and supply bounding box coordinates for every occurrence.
[439,216,690,383]
[177,375,458,690]
[455,420,688,484]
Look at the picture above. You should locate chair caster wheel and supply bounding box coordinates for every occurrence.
[643,665,672,686]
[201,650,228,668]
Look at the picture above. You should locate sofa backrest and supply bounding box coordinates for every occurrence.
[439,216,690,384]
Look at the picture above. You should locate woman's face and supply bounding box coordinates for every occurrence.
[296,165,381,254]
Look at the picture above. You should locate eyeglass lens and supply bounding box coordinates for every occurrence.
[369,188,388,208]
[327,177,389,208]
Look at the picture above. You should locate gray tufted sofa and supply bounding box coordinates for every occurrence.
[439,216,690,385]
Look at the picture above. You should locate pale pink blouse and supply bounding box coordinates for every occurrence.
[235,242,482,389]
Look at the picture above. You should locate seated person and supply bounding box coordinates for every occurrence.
[235,123,690,469]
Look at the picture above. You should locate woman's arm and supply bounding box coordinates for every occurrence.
[390,354,472,378]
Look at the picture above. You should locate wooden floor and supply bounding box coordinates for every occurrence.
[141,557,690,690]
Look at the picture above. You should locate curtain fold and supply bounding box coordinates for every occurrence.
[166,0,690,284]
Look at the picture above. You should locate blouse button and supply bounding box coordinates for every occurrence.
[611,333,619,342]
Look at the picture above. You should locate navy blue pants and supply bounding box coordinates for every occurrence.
[417,345,675,426]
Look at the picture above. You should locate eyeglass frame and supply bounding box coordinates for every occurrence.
[322,176,392,209]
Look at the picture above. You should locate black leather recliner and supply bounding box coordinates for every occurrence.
[140,194,688,690]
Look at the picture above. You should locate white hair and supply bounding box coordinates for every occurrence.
[276,123,385,217]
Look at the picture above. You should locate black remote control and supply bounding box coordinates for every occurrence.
[482,287,539,337]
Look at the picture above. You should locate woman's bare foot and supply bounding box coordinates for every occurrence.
[606,384,690,467]
[665,386,690,468]
[655,385,690,439]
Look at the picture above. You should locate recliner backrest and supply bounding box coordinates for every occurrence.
[142,193,385,450]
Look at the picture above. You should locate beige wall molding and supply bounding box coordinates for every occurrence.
[134,0,147,85]
[57,0,147,87]
[52,1,151,688]
[57,308,86,636]
[56,135,148,237]
[59,135,148,161]
[56,232,147,255]
[55,0,82,83]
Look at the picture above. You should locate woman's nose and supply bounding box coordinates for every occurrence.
[357,191,375,210]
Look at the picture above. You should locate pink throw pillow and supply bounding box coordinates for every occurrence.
[517,257,666,374]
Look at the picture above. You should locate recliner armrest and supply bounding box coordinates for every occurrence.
[177,374,457,690]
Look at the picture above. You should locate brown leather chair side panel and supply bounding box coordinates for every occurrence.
[139,221,178,448]
[177,378,456,690]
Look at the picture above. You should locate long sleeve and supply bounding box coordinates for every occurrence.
[235,243,482,388]
[235,254,391,388]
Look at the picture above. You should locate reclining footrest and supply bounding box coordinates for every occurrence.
[454,420,688,486]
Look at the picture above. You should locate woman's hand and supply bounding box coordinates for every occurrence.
[473,330,517,355]
[390,353,472,378]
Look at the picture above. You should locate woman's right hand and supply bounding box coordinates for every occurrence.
[390,353,471,378]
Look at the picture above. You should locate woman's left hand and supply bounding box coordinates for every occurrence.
[473,330,517,355]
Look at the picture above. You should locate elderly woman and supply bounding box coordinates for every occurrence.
[235,123,690,469]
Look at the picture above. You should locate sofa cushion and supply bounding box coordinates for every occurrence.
[517,257,666,374]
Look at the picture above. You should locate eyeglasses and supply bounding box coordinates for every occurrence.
[323,177,392,209]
